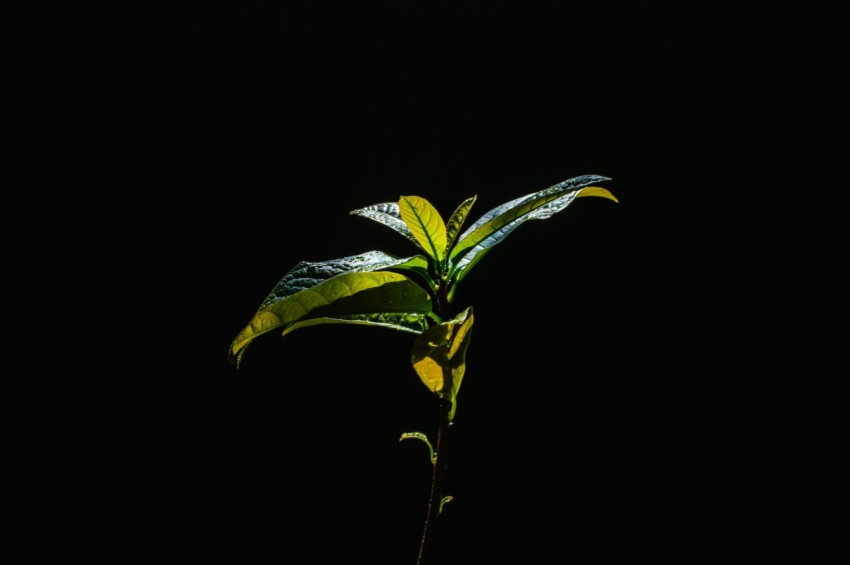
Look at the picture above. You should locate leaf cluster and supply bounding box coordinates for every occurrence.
[229,175,617,408]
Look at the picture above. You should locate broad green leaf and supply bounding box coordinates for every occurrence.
[445,195,477,253]
[447,176,615,287]
[349,202,419,246]
[410,307,474,421]
[230,271,432,367]
[399,195,447,264]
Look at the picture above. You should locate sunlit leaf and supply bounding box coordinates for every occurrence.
[399,195,447,263]
[576,186,618,202]
[445,196,477,254]
[230,270,432,367]
[410,307,474,420]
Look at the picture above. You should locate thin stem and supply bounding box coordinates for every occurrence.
[415,397,452,565]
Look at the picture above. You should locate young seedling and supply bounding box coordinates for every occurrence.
[229,174,617,564]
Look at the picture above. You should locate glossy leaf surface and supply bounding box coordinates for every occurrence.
[447,175,617,288]
[349,201,418,246]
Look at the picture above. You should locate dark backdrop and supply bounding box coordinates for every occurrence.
[7,1,846,563]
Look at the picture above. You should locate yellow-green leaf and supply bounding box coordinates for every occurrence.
[445,195,477,252]
[399,195,447,263]
[230,271,432,367]
[411,324,452,394]
[410,307,474,420]
[576,185,619,202]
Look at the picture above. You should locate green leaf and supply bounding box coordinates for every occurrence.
[445,195,477,253]
[410,307,474,421]
[399,431,436,464]
[447,175,615,288]
[399,195,448,264]
[230,268,432,368]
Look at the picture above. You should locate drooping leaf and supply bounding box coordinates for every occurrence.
[230,270,432,367]
[399,431,436,464]
[447,176,616,289]
[410,307,474,420]
[445,195,477,253]
[349,201,419,246]
[399,195,448,264]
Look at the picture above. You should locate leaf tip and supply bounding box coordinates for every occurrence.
[227,343,245,369]
[577,186,619,203]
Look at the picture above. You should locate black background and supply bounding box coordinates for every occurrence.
[7,1,847,563]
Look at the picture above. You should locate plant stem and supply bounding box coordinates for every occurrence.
[415,396,453,565]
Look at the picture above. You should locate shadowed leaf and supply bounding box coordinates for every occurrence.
[384,254,437,292]
[280,313,428,338]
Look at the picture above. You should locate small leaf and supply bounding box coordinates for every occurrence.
[399,432,436,464]
[439,496,454,514]
[445,195,477,254]
[410,307,474,421]
[411,326,452,393]
[399,195,448,263]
